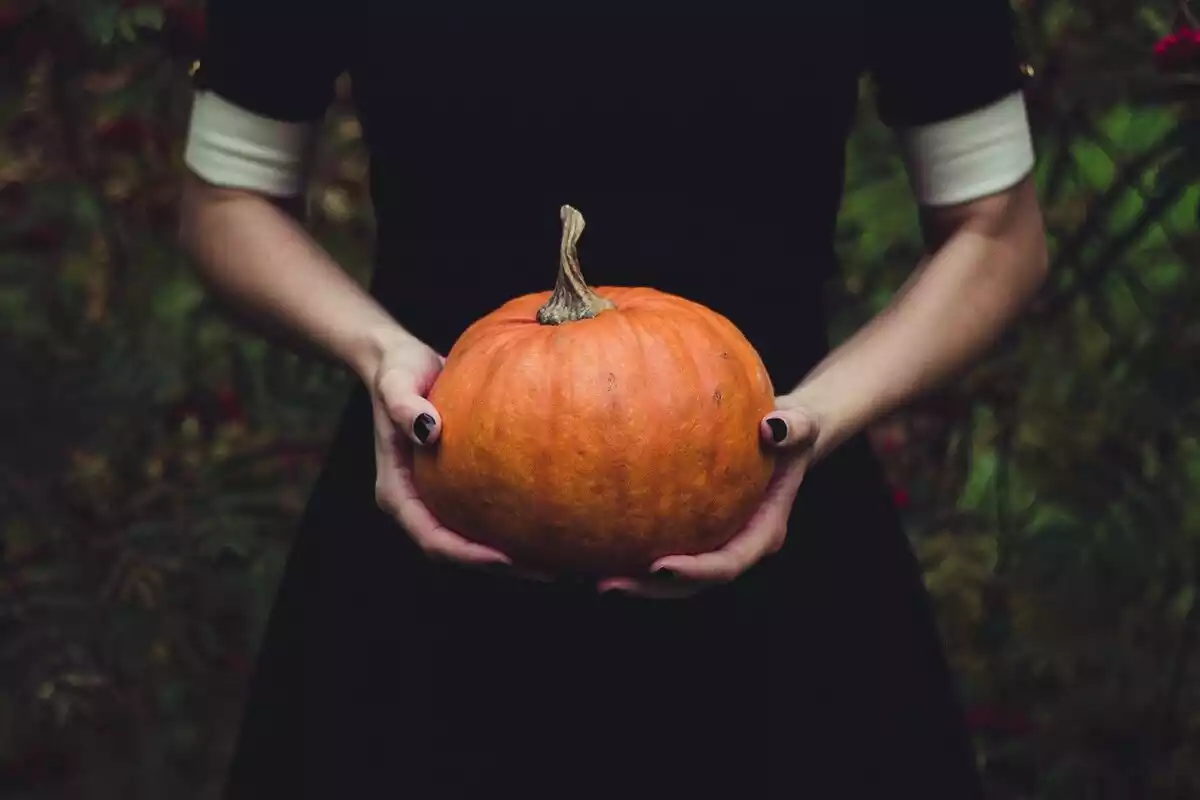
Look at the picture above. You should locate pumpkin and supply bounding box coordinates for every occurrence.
[411,205,776,575]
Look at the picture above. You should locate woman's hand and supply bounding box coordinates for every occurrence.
[368,337,515,571]
[597,399,819,599]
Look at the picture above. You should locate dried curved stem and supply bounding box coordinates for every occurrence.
[536,205,615,325]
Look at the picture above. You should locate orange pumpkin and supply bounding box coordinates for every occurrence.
[412,205,775,575]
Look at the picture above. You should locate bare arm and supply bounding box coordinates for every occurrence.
[179,3,513,572]
[179,154,508,568]
[178,174,412,382]
[789,175,1049,460]
[175,1,410,377]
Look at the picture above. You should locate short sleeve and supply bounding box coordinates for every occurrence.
[867,0,1036,206]
[184,0,350,196]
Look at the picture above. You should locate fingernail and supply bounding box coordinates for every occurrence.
[766,417,788,443]
[413,413,436,444]
[653,567,679,581]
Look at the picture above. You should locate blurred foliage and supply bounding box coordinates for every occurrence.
[0,1,1197,798]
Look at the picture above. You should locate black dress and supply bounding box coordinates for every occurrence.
[202,2,1026,797]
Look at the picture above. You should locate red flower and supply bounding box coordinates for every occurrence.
[0,744,71,786]
[891,485,910,510]
[0,11,48,68]
[1153,27,1200,73]
[96,116,154,151]
[223,651,253,677]
[869,424,906,456]
[13,223,63,252]
[965,704,1034,736]
[0,182,28,219]
[213,387,246,424]
[278,446,309,472]
[165,2,205,43]
[0,10,22,32]
[153,2,204,60]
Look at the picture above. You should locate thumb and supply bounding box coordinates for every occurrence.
[760,406,818,450]
[377,368,442,446]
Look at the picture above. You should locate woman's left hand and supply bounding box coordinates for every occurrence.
[597,398,820,599]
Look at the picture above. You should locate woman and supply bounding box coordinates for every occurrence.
[180,1,1048,797]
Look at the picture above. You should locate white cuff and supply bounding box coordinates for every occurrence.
[898,91,1036,207]
[184,91,315,197]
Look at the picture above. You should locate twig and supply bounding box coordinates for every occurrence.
[1037,124,1189,318]
[1088,121,1197,269]
[1045,132,1180,274]
[0,461,65,547]
[1152,577,1199,775]
[1042,168,1195,317]
[45,23,130,308]
[1175,0,1199,30]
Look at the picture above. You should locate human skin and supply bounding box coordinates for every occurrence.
[179,173,1048,596]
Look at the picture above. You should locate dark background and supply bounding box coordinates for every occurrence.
[1,1,1198,797]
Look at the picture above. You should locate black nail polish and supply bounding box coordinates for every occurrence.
[413,413,436,443]
[766,417,788,443]
[653,567,679,581]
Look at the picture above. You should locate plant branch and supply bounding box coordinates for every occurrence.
[46,22,130,309]
[1153,575,1200,766]
[1042,167,1195,316]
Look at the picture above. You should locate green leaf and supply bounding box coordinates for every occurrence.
[959,450,997,513]
[1098,105,1175,156]
[1144,258,1184,291]
[81,5,121,46]
[72,191,103,229]
[1165,184,1200,232]
[1173,586,1196,622]
[127,6,166,31]
[116,16,135,42]
[1071,140,1116,190]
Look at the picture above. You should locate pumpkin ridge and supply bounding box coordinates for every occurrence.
[496,336,556,553]
[685,300,768,400]
[602,311,646,526]
[680,301,772,522]
[651,310,710,520]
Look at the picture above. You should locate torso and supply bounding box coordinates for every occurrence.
[220,11,995,798]
[346,9,866,384]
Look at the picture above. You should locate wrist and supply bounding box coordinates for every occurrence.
[781,383,873,464]
[344,323,423,385]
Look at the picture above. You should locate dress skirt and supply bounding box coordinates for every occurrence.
[222,381,983,799]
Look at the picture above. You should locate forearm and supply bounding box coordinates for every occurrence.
[790,178,1049,461]
[178,174,413,381]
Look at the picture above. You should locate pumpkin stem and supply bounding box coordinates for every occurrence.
[536,205,616,325]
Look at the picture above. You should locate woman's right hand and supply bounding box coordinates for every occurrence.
[367,336,514,571]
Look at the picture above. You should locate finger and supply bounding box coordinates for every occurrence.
[597,576,705,600]
[655,451,806,583]
[377,370,442,446]
[403,511,509,568]
[651,514,787,585]
[761,406,818,450]
[378,489,513,569]
[423,527,515,567]
[491,563,556,583]
[510,569,556,583]
[377,469,510,569]
[401,500,512,567]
